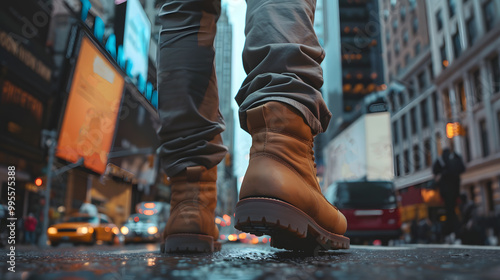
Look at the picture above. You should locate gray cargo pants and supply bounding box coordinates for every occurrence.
[157,0,331,177]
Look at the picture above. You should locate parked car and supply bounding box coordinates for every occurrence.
[47,213,119,246]
[325,180,402,245]
[121,213,164,244]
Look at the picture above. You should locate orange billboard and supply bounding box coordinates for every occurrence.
[56,36,124,174]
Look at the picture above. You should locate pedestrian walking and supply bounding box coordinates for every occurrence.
[24,213,38,245]
[157,0,348,253]
[458,193,484,245]
[432,147,466,241]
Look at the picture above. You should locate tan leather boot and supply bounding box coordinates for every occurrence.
[161,166,221,253]
[235,102,349,251]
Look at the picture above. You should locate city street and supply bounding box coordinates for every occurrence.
[1,242,499,280]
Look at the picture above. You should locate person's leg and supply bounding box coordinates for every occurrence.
[157,0,226,177]
[234,0,349,251]
[157,0,224,253]
[235,0,331,135]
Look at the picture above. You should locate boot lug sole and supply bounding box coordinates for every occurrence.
[161,234,221,253]
[234,198,350,251]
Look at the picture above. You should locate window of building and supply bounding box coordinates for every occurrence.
[471,69,482,103]
[402,114,408,140]
[398,92,406,108]
[448,0,456,17]
[436,10,443,31]
[393,121,399,144]
[414,42,421,56]
[440,44,448,68]
[436,133,443,157]
[386,29,390,43]
[388,91,395,111]
[418,72,427,91]
[466,17,477,47]
[397,63,401,75]
[387,51,391,66]
[409,0,416,10]
[479,119,490,157]
[424,139,432,167]
[483,0,497,32]
[413,145,421,171]
[432,92,440,121]
[403,30,409,46]
[421,99,429,128]
[401,6,406,22]
[405,54,411,67]
[410,107,417,135]
[442,90,452,119]
[497,111,500,146]
[464,127,471,162]
[393,19,398,31]
[486,181,495,212]
[413,17,419,35]
[395,41,400,56]
[395,155,401,177]
[452,31,462,58]
[404,150,410,174]
[408,82,415,99]
[491,54,500,94]
[457,81,467,111]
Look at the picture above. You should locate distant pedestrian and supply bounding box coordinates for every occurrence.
[458,193,484,245]
[432,147,466,239]
[24,213,38,245]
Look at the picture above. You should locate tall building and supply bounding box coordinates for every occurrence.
[381,0,435,191]
[426,0,500,215]
[215,7,237,216]
[322,0,385,137]
[318,0,385,182]
[383,0,500,217]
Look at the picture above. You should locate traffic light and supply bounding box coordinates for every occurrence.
[35,177,43,187]
[446,122,465,138]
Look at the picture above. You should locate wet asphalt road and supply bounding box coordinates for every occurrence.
[1,242,499,280]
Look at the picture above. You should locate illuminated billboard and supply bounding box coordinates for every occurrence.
[115,0,151,82]
[56,35,125,174]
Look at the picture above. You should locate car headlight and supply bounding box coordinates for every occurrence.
[112,227,119,235]
[77,227,91,234]
[121,226,129,235]
[47,227,57,235]
[147,226,158,235]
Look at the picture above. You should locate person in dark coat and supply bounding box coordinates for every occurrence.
[432,147,466,238]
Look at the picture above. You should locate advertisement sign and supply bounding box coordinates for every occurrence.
[116,0,151,82]
[109,87,160,186]
[56,35,124,174]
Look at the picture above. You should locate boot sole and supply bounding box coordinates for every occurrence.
[234,198,350,251]
[161,234,222,253]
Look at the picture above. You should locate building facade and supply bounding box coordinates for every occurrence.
[427,0,500,216]
[382,0,500,218]
[318,0,385,182]
[215,7,237,216]
[381,0,437,189]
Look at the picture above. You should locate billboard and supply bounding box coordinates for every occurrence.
[56,35,125,174]
[115,0,151,82]
[323,112,394,188]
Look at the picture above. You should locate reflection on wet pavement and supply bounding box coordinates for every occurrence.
[1,243,499,280]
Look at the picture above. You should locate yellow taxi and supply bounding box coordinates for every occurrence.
[47,213,119,246]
